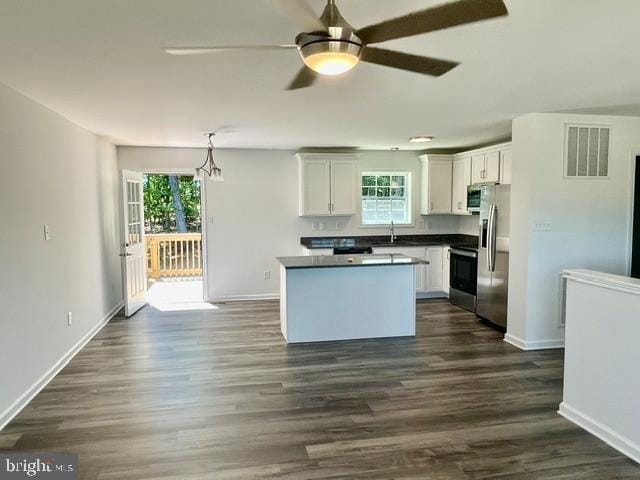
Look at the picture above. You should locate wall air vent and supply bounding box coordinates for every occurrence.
[565,125,610,178]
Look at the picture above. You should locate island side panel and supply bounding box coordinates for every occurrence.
[283,265,416,343]
[279,265,288,342]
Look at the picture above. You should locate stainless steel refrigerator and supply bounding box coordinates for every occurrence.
[476,184,510,328]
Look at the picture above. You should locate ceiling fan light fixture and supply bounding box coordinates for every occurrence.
[299,40,361,76]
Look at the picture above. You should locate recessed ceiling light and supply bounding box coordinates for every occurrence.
[390,147,400,151]
[409,136,434,143]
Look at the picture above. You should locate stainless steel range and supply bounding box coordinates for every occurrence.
[449,245,478,312]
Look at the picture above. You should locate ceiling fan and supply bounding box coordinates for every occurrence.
[164,0,508,90]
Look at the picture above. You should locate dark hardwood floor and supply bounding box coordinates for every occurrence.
[1,299,638,479]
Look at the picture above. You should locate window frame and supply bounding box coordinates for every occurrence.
[360,171,413,227]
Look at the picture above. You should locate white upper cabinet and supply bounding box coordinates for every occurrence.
[469,143,511,185]
[298,154,357,216]
[330,159,357,215]
[500,147,512,185]
[471,154,486,184]
[419,155,452,215]
[471,151,500,184]
[452,156,472,215]
[485,151,500,183]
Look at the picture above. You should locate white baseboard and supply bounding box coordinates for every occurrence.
[208,293,280,303]
[559,402,640,464]
[503,333,564,350]
[0,302,124,431]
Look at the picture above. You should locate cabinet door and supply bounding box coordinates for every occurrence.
[428,159,452,214]
[330,160,357,215]
[301,159,331,216]
[374,247,426,293]
[500,148,512,185]
[485,151,501,183]
[452,157,471,214]
[425,247,444,292]
[442,247,450,294]
[471,154,485,184]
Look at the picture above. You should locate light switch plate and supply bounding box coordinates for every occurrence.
[44,225,51,240]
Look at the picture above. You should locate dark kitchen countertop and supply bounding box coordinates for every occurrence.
[300,234,478,250]
[278,254,428,269]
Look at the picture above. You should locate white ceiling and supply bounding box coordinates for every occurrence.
[0,0,638,150]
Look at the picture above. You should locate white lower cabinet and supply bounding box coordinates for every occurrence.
[374,246,448,297]
[302,247,333,256]
[425,247,444,293]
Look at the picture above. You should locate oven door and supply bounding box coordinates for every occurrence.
[450,249,478,295]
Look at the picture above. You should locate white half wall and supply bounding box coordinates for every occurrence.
[506,113,640,349]
[118,147,467,300]
[0,82,123,428]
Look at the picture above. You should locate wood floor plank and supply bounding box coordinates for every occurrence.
[0,298,637,479]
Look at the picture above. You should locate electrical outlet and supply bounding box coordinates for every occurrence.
[532,221,552,232]
[44,225,51,241]
[263,271,271,280]
[419,219,426,230]
[67,312,73,326]
[336,222,343,231]
[319,223,326,231]
[311,222,318,231]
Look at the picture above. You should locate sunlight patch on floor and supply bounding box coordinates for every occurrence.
[147,278,217,311]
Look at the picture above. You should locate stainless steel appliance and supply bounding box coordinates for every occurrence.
[449,246,478,312]
[467,185,481,212]
[476,184,510,328]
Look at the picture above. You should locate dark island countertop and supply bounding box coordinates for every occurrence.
[277,254,428,269]
[300,234,478,250]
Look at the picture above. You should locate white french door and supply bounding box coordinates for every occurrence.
[121,170,147,316]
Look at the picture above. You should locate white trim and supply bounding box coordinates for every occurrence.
[207,293,280,303]
[563,269,640,296]
[558,402,640,464]
[0,302,124,431]
[503,333,564,350]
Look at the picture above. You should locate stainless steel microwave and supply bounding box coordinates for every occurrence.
[467,185,481,212]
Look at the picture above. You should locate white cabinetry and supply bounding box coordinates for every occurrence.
[452,156,471,215]
[298,154,357,216]
[374,247,427,293]
[419,155,452,215]
[500,147,512,185]
[471,151,500,184]
[425,246,444,292]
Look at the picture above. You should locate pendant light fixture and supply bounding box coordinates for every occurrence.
[195,132,223,181]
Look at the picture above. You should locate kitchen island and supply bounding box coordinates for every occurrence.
[277,254,427,343]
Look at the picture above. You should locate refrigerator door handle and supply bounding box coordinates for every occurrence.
[488,204,497,272]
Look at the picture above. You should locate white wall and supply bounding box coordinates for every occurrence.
[506,113,640,349]
[0,82,122,427]
[118,147,468,300]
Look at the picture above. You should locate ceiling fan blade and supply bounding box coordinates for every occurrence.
[286,66,318,90]
[357,0,508,44]
[266,0,327,32]
[362,47,459,77]
[165,45,298,55]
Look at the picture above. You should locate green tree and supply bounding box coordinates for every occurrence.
[143,175,201,233]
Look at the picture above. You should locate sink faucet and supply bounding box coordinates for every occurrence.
[390,220,398,244]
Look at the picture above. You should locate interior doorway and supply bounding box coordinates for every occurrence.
[143,173,207,309]
[631,156,640,278]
